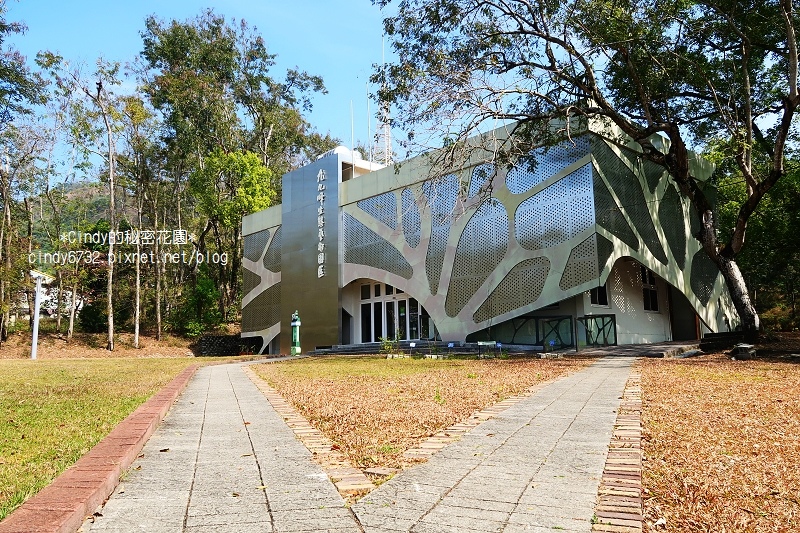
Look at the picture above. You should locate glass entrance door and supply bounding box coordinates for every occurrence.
[385,300,396,340]
[359,282,429,342]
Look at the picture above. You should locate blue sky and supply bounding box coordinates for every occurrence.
[6,0,393,149]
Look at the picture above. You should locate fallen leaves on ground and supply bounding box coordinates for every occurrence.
[252,355,595,470]
[640,340,800,532]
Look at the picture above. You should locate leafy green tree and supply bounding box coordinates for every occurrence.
[0,1,42,130]
[38,52,127,350]
[718,167,800,330]
[189,149,274,318]
[139,10,335,322]
[373,0,800,340]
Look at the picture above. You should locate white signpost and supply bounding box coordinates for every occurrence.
[30,273,44,360]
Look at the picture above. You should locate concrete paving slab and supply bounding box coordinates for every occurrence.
[80,362,359,533]
[42,354,639,533]
[352,356,634,532]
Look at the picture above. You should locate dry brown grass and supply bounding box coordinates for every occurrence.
[640,346,800,532]
[252,355,595,470]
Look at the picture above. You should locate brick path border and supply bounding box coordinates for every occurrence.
[592,368,643,532]
[0,365,199,533]
[243,366,376,496]
[244,361,591,498]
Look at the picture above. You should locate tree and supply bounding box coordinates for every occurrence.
[139,10,336,322]
[0,1,42,131]
[188,149,274,319]
[38,52,126,350]
[374,0,800,340]
[718,165,800,330]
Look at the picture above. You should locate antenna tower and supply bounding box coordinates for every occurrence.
[373,37,393,165]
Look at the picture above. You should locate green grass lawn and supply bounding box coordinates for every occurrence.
[0,358,199,520]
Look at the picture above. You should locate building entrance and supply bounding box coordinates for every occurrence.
[359,282,435,342]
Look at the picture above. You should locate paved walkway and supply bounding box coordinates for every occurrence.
[81,357,634,533]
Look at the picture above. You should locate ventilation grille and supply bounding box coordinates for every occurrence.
[343,212,413,279]
[243,229,270,262]
[401,188,421,248]
[242,282,281,333]
[468,163,495,198]
[423,174,459,294]
[357,192,397,230]
[690,249,719,305]
[262,226,282,273]
[514,164,595,250]
[473,257,551,323]
[559,234,599,291]
[506,136,590,195]
[658,184,687,270]
[445,199,509,317]
[592,139,668,264]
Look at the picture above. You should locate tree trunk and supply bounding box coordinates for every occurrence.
[102,109,116,352]
[133,241,140,348]
[67,274,78,340]
[154,206,162,341]
[55,270,63,333]
[717,254,760,342]
[133,195,142,349]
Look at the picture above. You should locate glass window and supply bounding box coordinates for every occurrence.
[641,267,659,312]
[361,303,372,342]
[361,284,370,300]
[373,302,383,342]
[386,284,394,295]
[398,300,407,340]
[385,301,396,339]
[590,284,609,306]
[409,298,419,339]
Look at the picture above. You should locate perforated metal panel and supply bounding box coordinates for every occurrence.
[357,192,398,230]
[242,282,281,333]
[445,199,509,317]
[342,212,413,279]
[559,234,600,291]
[514,164,595,250]
[690,249,719,305]
[243,267,261,296]
[593,175,640,250]
[658,184,687,270]
[243,229,270,262]
[468,164,495,198]
[423,174,460,294]
[641,158,666,194]
[689,205,702,237]
[592,138,668,264]
[401,188,421,248]
[473,257,551,323]
[506,137,590,195]
[597,234,615,273]
[262,226,282,273]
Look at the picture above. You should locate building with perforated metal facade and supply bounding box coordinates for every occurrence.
[241,126,738,354]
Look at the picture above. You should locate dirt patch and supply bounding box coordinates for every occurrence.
[0,331,195,359]
[640,333,800,532]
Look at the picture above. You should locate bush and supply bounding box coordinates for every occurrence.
[761,305,798,332]
[168,269,223,337]
[77,302,107,333]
